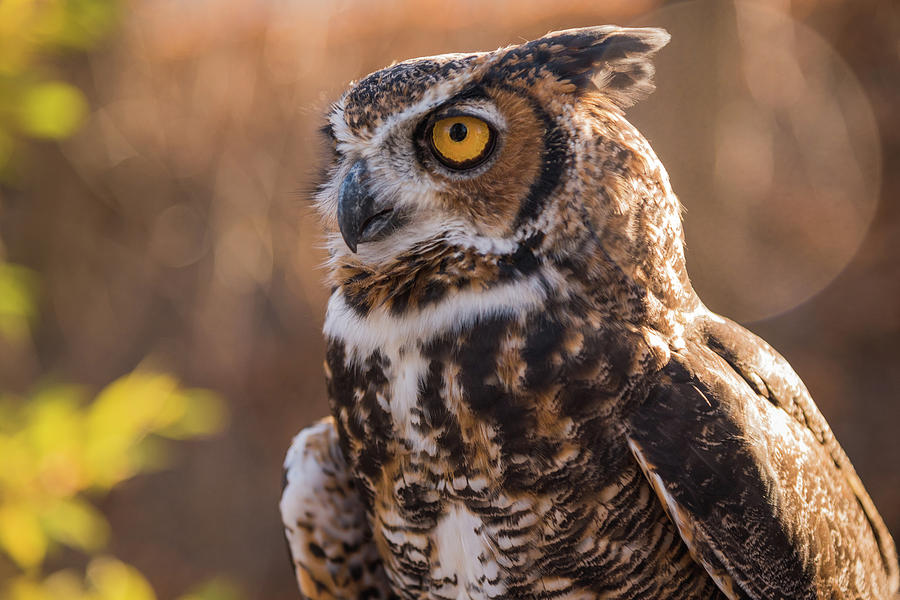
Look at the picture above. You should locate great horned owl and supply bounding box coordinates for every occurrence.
[280,26,899,599]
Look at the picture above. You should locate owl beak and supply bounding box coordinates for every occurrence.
[337,160,398,253]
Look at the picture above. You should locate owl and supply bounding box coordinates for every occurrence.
[280,26,899,599]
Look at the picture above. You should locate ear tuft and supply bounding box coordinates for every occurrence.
[526,26,671,107]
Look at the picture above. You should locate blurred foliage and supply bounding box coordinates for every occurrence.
[0,371,232,599]
[0,374,226,570]
[0,263,38,344]
[0,0,119,180]
[0,1,242,599]
[5,559,244,600]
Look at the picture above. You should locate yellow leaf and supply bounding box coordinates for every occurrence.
[26,386,84,453]
[16,81,87,139]
[0,263,37,318]
[0,0,35,32]
[85,373,179,487]
[36,451,87,499]
[0,434,38,496]
[157,390,227,440]
[89,373,179,437]
[0,262,38,342]
[55,0,119,49]
[40,498,109,552]
[86,557,157,600]
[3,576,51,600]
[0,128,13,171]
[22,385,90,497]
[130,434,172,474]
[41,569,88,600]
[0,502,47,569]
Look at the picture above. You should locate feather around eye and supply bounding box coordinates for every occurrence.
[428,115,496,170]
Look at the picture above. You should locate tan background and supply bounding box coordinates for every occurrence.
[1,0,898,597]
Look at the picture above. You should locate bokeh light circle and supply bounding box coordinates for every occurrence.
[630,1,881,323]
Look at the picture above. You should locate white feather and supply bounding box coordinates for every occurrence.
[432,502,505,598]
[323,267,563,360]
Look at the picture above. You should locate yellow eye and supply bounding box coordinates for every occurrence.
[429,115,494,169]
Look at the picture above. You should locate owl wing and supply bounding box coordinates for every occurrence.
[280,417,396,600]
[625,314,899,600]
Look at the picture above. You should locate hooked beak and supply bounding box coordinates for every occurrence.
[337,160,400,253]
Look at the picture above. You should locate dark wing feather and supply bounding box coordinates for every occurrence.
[626,313,899,599]
[280,418,397,600]
[700,313,899,591]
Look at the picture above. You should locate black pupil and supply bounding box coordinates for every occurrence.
[449,122,467,142]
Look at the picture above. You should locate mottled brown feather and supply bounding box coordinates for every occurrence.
[282,25,898,600]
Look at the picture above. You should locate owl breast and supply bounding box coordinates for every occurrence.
[323,285,726,599]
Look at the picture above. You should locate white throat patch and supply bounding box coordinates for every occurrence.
[323,267,561,360]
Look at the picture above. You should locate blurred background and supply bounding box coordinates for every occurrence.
[0,0,898,598]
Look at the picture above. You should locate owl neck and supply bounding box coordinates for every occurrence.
[539,103,700,333]
[545,190,698,336]
[326,216,697,362]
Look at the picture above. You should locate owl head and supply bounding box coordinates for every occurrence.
[317,26,691,323]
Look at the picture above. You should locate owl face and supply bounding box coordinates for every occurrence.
[316,26,673,291]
